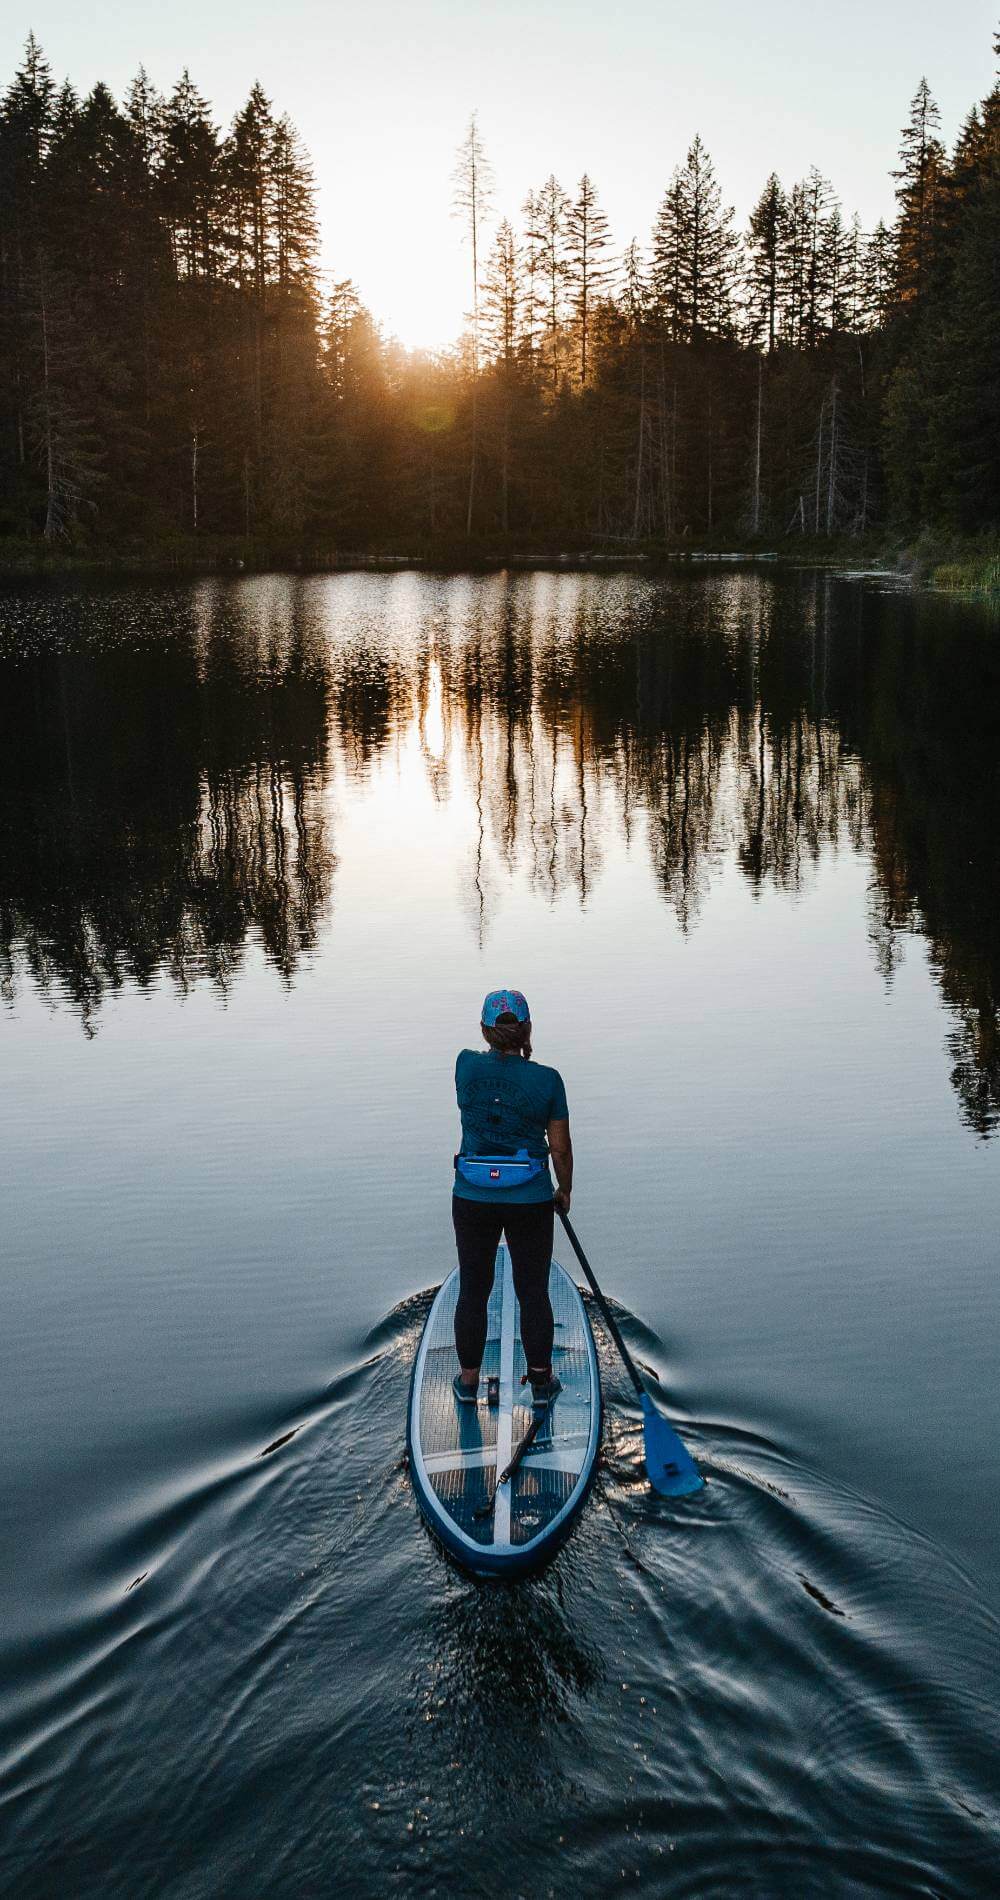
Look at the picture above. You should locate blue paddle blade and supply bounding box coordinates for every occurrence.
[640,1392,704,1497]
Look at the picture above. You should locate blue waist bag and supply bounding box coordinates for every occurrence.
[454,1148,545,1190]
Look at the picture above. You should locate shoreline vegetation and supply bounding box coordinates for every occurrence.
[1,533,997,595]
[928,547,1000,596]
[1,35,998,586]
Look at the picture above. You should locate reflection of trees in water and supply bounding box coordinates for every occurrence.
[400,571,997,1134]
[0,583,334,1029]
[331,645,412,780]
[429,574,868,933]
[2,570,996,1133]
[826,586,1000,1138]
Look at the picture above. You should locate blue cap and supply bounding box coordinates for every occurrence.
[482,988,530,1026]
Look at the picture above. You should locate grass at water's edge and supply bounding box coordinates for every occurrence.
[900,533,1000,598]
[930,553,1000,597]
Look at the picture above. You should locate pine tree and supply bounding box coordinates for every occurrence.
[651,137,737,344]
[779,179,807,346]
[0,46,126,536]
[225,84,273,299]
[3,32,54,179]
[622,238,647,327]
[481,219,521,528]
[126,67,163,174]
[123,69,168,433]
[651,173,686,340]
[526,175,569,394]
[161,71,219,283]
[0,35,56,510]
[841,213,865,331]
[263,111,321,533]
[323,279,363,400]
[820,204,848,333]
[158,74,223,531]
[46,81,142,519]
[745,173,786,351]
[861,221,895,329]
[924,127,1000,527]
[269,112,318,293]
[564,173,612,385]
[892,78,946,305]
[481,219,519,364]
[519,188,543,368]
[801,168,833,347]
[932,44,999,283]
[222,85,273,525]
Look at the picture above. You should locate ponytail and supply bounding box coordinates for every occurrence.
[481,1013,532,1059]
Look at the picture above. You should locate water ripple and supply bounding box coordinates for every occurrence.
[1,1289,997,1899]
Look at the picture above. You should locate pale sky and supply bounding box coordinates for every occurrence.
[3,2,996,349]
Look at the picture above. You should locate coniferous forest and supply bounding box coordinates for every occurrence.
[0,30,998,557]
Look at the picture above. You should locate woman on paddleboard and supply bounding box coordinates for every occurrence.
[452,988,572,1409]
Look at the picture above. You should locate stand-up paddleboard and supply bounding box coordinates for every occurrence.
[408,1245,601,1578]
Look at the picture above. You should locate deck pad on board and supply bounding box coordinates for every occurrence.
[408,1245,601,1575]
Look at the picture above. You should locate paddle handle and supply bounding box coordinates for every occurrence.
[557,1207,645,1399]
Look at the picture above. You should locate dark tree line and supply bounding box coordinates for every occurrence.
[883,49,1000,532]
[0,41,321,545]
[1,31,997,551]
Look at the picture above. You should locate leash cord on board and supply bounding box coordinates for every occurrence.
[473,1409,545,1520]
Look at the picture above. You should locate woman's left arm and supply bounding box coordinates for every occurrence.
[547,1116,573,1212]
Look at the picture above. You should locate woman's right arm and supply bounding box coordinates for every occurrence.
[547,1117,573,1212]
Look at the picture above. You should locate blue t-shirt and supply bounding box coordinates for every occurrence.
[453,1049,569,1204]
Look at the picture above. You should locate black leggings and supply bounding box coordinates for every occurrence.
[452,1196,555,1371]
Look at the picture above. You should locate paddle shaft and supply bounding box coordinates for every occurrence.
[557,1208,645,1399]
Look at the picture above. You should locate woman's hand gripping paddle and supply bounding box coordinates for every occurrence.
[557,1208,703,1498]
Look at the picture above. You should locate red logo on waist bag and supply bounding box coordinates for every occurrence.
[490,1168,500,1179]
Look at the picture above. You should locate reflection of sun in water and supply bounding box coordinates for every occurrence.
[422,656,447,763]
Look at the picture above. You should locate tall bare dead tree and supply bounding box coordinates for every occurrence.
[453,113,493,536]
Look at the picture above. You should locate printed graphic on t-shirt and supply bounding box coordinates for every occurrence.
[458,1067,548,1153]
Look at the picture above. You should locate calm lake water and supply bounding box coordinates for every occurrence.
[1,567,998,1897]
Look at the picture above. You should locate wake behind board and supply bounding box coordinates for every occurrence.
[408,1245,601,1578]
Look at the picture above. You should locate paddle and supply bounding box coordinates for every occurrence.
[556,1207,703,1498]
